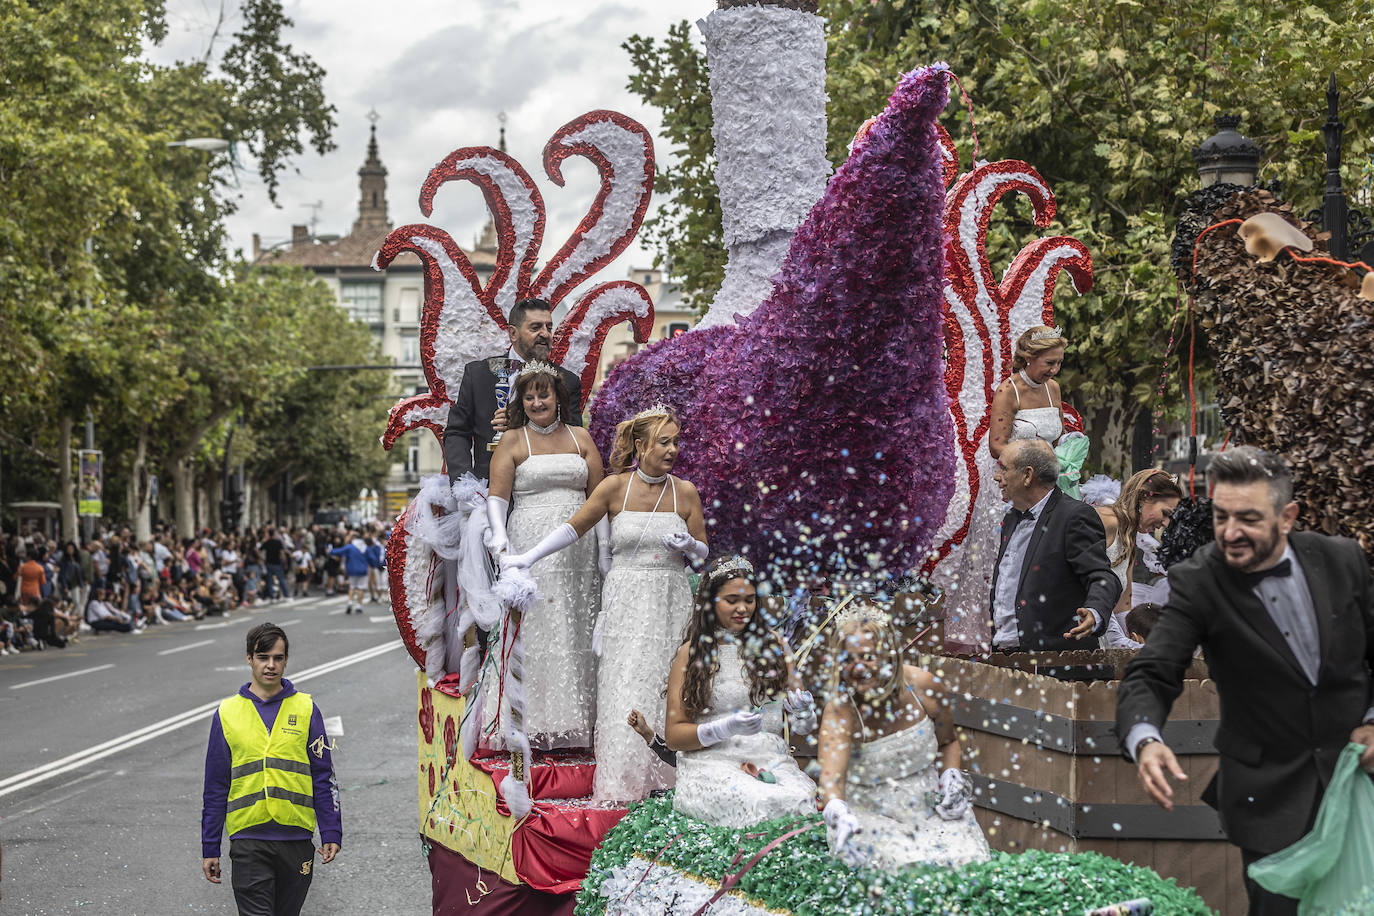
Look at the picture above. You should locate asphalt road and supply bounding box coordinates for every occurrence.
[0,592,431,916]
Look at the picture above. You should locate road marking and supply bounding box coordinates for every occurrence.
[322,629,379,635]
[194,621,234,630]
[277,619,300,626]
[9,664,115,691]
[157,638,216,657]
[4,770,107,823]
[368,616,392,623]
[0,641,402,798]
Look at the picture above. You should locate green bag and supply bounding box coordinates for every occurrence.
[1248,742,1374,915]
[1054,435,1090,499]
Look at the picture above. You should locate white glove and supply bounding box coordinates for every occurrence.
[502,523,579,572]
[661,530,707,563]
[935,767,972,821]
[594,516,612,578]
[483,496,510,555]
[823,798,863,864]
[783,688,818,737]
[696,710,762,747]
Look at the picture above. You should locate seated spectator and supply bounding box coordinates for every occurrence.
[1125,602,1162,645]
[20,596,65,648]
[85,588,142,634]
[1,600,32,654]
[51,598,81,641]
[194,574,230,617]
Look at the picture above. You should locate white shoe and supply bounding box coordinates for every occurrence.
[79,622,93,634]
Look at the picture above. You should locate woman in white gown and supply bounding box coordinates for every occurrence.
[503,405,707,801]
[818,604,989,870]
[664,555,819,828]
[482,362,604,749]
[939,325,1068,652]
[1095,468,1182,649]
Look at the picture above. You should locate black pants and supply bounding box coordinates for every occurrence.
[1241,848,1299,916]
[229,838,315,916]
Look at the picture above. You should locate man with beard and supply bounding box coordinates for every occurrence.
[1116,446,1374,916]
[443,298,584,483]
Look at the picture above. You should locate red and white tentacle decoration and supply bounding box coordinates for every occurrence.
[378,112,656,684]
[927,148,1094,572]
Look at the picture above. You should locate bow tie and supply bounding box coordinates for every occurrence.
[1243,558,1292,585]
[1009,507,1035,524]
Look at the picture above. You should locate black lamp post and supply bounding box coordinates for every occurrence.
[1194,114,1262,188]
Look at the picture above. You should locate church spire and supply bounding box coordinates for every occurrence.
[474,111,507,253]
[353,109,391,237]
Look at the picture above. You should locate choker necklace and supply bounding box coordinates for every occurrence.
[1018,369,1044,389]
[635,467,668,485]
[528,419,560,435]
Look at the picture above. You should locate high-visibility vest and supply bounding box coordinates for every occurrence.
[220,691,317,836]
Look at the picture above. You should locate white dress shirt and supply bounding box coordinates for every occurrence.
[992,489,1054,648]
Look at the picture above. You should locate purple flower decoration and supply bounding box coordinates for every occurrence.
[593,65,955,582]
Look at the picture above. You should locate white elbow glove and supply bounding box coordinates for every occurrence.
[935,767,972,821]
[696,709,762,747]
[822,798,864,864]
[502,523,579,572]
[483,496,510,555]
[594,516,612,578]
[783,688,818,736]
[661,530,707,563]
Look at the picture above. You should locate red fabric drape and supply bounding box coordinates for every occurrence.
[429,842,575,916]
[510,803,628,894]
[471,753,596,815]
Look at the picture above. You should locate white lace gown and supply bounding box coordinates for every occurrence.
[483,451,599,750]
[673,639,817,828]
[593,488,695,802]
[938,397,1062,652]
[839,708,990,870]
[1099,536,1141,649]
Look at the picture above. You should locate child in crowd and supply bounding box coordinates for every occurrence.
[1125,602,1162,645]
[292,546,314,597]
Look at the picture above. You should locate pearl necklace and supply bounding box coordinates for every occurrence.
[528,419,560,435]
[1018,369,1044,390]
[635,467,668,485]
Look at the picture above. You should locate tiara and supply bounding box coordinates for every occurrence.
[1030,326,1064,341]
[515,360,561,382]
[634,403,671,421]
[833,599,893,631]
[709,555,754,583]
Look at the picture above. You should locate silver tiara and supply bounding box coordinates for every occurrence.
[515,360,561,382]
[634,403,671,421]
[834,599,893,631]
[709,555,754,583]
[1030,326,1064,341]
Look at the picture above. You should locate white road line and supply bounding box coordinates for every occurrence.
[0,642,402,798]
[276,619,301,626]
[368,616,392,623]
[195,621,233,631]
[4,770,107,823]
[9,664,115,691]
[322,629,379,635]
[156,639,216,657]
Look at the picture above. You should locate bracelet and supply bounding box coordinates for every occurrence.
[1135,736,1162,760]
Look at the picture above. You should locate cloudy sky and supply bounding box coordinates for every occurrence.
[149,0,706,275]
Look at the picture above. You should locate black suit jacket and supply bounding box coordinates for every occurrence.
[442,357,584,483]
[1115,531,1374,854]
[989,487,1119,650]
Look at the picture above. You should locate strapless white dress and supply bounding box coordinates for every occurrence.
[483,451,600,749]
[593,492,695,802]
[672,640,817,827]
[839,711,990,869]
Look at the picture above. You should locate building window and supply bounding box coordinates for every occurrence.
[399,287,420,324]
[401,332,420,366]
[406,436,421,473]
[340,281,383,323]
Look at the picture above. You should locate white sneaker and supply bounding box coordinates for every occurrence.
[79,622,93,634]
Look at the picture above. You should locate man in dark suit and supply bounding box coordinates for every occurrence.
[988,439,1119,651]
[443,298,584,483]
[1116,446,1374,916]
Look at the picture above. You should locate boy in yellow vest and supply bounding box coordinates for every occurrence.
[201,623,342,915]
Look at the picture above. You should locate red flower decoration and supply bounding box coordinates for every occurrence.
[418,686,435,744]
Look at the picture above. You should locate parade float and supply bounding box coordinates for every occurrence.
[379,2,1222,913]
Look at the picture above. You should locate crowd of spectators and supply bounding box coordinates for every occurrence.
[0,522,390,656]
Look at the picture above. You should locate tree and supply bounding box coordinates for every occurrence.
[624,1,1374,470]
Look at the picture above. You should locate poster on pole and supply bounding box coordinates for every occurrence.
[78,450,103,517]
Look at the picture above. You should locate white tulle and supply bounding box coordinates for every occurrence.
[839,716,990,869]
[673,640,817,828]
[593,510,694,802]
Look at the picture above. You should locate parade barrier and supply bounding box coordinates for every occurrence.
[936,652,1244,915]
[415,673,626,914]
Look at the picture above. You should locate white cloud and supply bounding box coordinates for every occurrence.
[150,0,707,286]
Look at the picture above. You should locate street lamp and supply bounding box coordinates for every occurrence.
[1194,114,1262,188]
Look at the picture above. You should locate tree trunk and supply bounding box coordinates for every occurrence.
[59,415,77,542]
[132,426,152,541]
[174,456,197,537]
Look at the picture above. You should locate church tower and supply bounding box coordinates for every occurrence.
[353,115,391,238]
